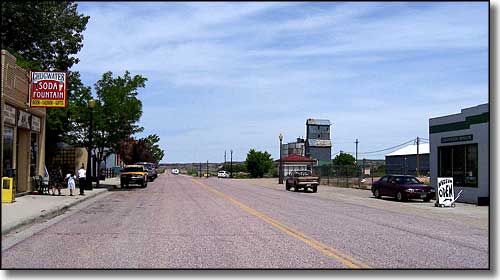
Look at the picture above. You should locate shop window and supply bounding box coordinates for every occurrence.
[438,144,478,188]
[2,126,15,177]
[465,145,478,188]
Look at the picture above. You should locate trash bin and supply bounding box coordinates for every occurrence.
[2,177,15,203]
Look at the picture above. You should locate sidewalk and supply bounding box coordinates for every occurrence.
[1,177,120,235]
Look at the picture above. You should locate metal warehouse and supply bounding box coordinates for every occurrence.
[385,143,430,176]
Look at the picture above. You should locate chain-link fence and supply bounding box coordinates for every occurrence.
[313,163,430,189]
[312,164,396,189]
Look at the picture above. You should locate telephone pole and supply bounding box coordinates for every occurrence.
[206,160,209,178]
[224,150,227,167]
[416,137,420,177]
[355,139,359,164]
[230,150,233,178]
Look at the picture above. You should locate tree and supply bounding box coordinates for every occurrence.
[244,149,273,178]
[1,1,89,71]
[66,71,147,173]
[117,135,165,165]
[92,71,147,165]
[2,2,90,149]
[332,152,356,166]
[46,71,92,152]
[219,163,247,173]
[117,137,136,165]
[143,134,165,164]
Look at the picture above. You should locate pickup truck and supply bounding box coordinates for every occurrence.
[285,171,320,193]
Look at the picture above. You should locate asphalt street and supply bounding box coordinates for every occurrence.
[1,173,489,269]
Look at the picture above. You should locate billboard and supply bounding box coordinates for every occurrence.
[29,71,67,108]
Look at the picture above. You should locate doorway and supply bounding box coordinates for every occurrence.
[16,129,30,193]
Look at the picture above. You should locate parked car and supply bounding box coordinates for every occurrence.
[136,162,158,181]
[371,175,435,202]
[285,170,320,193]
[171,168,180,175]
[217,170,230,178]
[120,165,148,188]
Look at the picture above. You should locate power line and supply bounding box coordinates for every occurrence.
[358,138,416,155]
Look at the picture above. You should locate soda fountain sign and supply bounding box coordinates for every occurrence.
[29,71,67,108]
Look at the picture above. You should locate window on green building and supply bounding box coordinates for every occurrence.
[438,144,478,188]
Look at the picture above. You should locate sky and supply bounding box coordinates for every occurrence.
[73,2,489,163]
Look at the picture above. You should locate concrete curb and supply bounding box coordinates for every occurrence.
[1,188,108,235]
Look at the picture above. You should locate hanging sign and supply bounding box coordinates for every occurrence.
[3,104,16,125]
[18,111,31,129]
[29,71,67,108]
[31,115,41,132]
[437,177,454,206]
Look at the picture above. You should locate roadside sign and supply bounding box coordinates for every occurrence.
[29,71,67,108]
[437,177,454,207]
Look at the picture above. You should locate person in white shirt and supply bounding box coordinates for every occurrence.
[77,164,86,195]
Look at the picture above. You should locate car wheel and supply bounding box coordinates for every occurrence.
[374,189,381,198]
[312,185,318,193]
[396,191,405,202]
[423,196,431,202]
[285,182,290,191]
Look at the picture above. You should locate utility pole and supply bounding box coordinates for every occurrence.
[416,137,420,177]
[199,162,201,177]
[355,139,360,187]
[206,160,209,178]
[230,150,233,178]
[355,139,359,164]
[279,133,283,184]
[224,150,227,169]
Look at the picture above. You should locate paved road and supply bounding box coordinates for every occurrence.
[1,173,489,269]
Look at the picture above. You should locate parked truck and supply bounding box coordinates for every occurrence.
[285,171,320,193]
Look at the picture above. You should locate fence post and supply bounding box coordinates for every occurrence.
[327,165,330,185]
[371,167,374,185]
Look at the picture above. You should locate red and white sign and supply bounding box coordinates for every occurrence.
[29,71,67,108]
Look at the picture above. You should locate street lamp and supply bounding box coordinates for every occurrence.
[86,98,96,191]
[230,150,233,178]
[279,133,283,184]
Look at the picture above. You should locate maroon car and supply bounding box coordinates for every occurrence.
[371,175,435,202]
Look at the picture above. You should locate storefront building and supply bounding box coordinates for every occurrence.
[429,103,489,205]
[1,50,47,194]
[276,154,315,177]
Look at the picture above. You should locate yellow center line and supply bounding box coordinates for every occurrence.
[192,179,371,269]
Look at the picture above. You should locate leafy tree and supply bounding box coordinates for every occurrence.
[66,71,147,174]
[244,149,273,178]
[144,134,165,164]
[1,1,89,70]
[219,163,247,173]
[117,137,136,165]
[2,2,90,149]
[332,152,356,166]
[117,135,165,165]
[45,72,92,152]
[93,71,146,166]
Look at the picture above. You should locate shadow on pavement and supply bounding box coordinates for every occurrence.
[369,196,435,203]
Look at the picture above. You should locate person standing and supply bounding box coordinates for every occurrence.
[51,167,63,196]
[66,172,76,196]
[77,164,86,195]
